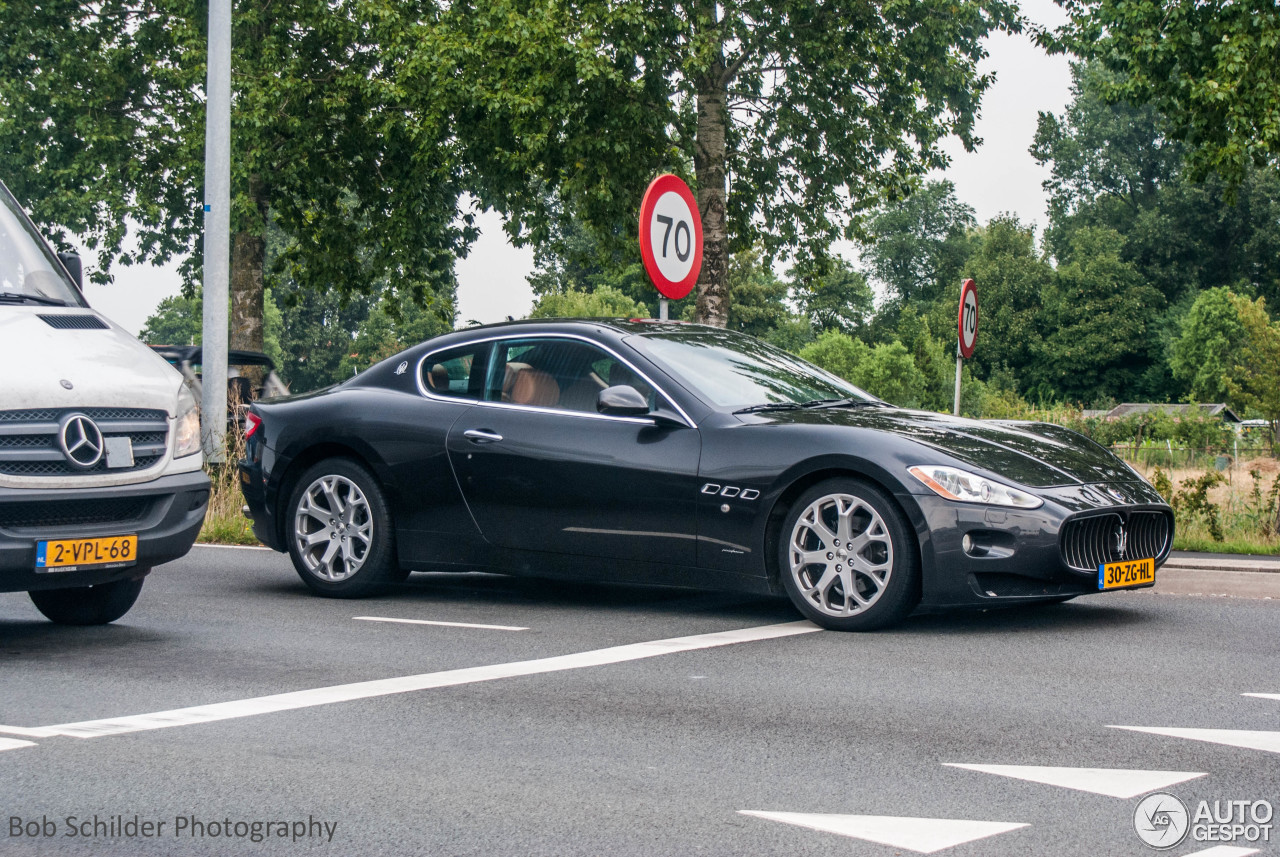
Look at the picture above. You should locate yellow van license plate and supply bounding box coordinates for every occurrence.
[1098,557,1155,590]
[36,535,138,571]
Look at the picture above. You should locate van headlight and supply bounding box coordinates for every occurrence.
[908,465,1043,509]
[174,384,202,458]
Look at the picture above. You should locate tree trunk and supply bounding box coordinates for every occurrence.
[230,175,267,352]
[694,65,729,327]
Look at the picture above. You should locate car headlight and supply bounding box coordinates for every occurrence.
[908,465,1043,509]
[174,383,202,459]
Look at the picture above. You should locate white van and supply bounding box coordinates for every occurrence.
[0,179,209,624]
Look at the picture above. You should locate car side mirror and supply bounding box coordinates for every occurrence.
[57,252,83,289]
[597,385,650,417]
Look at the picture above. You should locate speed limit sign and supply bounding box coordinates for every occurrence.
[639,174,703,300]
[958,278,978,359]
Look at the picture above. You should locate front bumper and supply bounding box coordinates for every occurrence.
[0,470,210,592]
[910,482,1173,608]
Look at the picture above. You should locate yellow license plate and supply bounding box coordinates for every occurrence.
[1098,557,1155,590]
[36,535,138,571]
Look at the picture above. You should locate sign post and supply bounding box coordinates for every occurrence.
[639,174,703,319]
[955,278,978,416]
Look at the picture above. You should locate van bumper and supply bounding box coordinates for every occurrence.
[0,470,210,592]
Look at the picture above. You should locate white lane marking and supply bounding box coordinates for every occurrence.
[1180,847,1261,857]
[1242,692,1280,701]
[193,543,272,551]
[0,737,37,752]
[943,763,1206,799]
[32,621,821,739]
[1109,726,1280,755]
[0,725,56,738]
[353,616,528,632]
[739,811,1027,854]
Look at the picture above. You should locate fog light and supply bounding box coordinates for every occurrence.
[962,534,973,554]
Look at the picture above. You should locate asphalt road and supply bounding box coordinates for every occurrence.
[2,545,1278,857]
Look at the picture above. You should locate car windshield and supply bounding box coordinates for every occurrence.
[0,183,84,307]
[630,328,877,410]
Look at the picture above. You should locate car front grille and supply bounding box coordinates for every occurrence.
[0,408,168,477]
[1060,510,1172,572]
[0,496,153,529]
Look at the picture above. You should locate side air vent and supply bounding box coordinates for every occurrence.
[38,314,109,330]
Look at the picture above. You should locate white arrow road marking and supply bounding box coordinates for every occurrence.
[353,616,528,631]
[0,737,36,752]
[738,811,1028,854]
[943,763,1206,798]
[1109,726,1280,755]
[1180,847,1261,857]
[1242,693,1280,702]
[14,621,821,739]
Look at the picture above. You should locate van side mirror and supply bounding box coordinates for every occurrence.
[57,252,83,289]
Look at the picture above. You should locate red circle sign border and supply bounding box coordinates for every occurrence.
[958,278,979,359]
[639,174,703,301]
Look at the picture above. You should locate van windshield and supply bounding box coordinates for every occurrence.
[0,183,85,307]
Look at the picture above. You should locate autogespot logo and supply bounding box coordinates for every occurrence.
[1134,793,1190,849]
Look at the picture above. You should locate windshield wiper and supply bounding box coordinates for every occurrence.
[800,398,890,410]
[733,402,805,414]
[0,291,67,306]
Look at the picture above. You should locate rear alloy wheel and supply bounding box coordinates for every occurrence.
[28,575,146,625]
[779,479,920,631]
[286,459,400,597]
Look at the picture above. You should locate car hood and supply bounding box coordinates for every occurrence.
[0,306,182,414]
[754,406,1135,488]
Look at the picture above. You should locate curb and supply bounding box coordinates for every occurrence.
[1157,553,1280,599]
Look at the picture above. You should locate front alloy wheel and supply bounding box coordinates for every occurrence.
[286,459,400,597]
[779,479,919,630]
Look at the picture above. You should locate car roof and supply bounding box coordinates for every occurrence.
[149,344,277,370]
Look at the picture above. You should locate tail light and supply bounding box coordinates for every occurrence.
[244,411,263,439]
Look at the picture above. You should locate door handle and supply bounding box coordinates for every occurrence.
[463,429,503,443]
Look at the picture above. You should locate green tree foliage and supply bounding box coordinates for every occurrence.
[1043,0,1280,184]
[1227,295,1280,450]
[962,216,1053,380]
[861,180,978,325]
[1169,287,1249,404]
[1033,63,1280,313]
[1032,226,1163,403]
[798,332,927,407]
[140,295,204,347]
[530,286,649,319]
[790,257,875,338]
[424,0,1019,326]
[0,0,468,352]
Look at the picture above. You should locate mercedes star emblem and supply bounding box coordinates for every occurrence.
[58,413,105,469]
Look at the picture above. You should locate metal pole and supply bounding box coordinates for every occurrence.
[953,349,963,417]
[659,297,669,321]
[201,0,231,462]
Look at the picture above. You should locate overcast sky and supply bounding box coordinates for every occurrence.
[83,0,1074,336]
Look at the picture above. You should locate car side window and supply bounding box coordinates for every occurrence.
[420,343,490,401]
[487,338,658,414]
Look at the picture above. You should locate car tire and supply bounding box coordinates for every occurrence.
[286,458,400,597]
[28,575,146,625]
[778,479,920,631]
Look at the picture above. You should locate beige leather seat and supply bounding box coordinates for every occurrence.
[502,363,560,407]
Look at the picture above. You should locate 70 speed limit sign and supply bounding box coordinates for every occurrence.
[958,278,978,359]
[639,174,703,300]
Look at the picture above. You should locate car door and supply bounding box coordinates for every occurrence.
[446,335,701,566]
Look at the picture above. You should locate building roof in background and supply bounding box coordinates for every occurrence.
[1105,403,1242,422]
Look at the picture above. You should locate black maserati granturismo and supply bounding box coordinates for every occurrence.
[238,319,1173,630]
